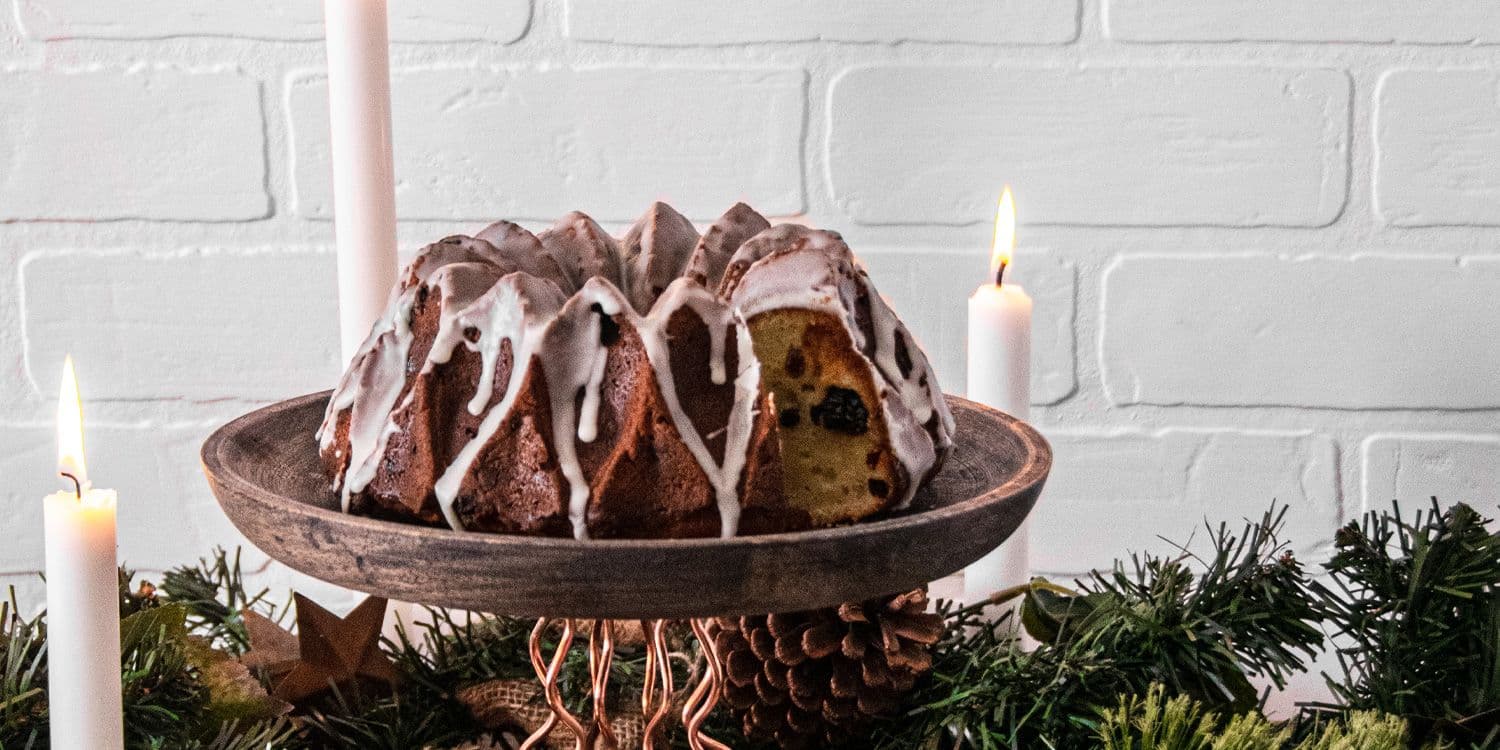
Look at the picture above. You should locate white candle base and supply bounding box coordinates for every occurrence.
[965,279,1034,634]
[963,517,1031,635]
[44,491,124,750]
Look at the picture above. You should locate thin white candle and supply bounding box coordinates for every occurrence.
[325,0,417,635]
[964,188,1034,609]
[325,0,398,363]
[44,356,124,749]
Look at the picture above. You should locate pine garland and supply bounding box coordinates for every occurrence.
[867,506,1326,748]
[1310,502,1500,746]
[0,500,1495,749]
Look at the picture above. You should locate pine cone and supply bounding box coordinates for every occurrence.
[712,589,944,749]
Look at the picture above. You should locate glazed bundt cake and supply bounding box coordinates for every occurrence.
[318,203,954,540]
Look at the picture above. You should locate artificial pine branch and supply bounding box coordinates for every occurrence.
[158,548,282,655]
[1,563,294,750]
[1031,506,1325,710]
[1309,499,1500,748]
[1097,683,1289,750]
[0,589,48,749]
[1096,685,1429,750]
[870,505,1324,748]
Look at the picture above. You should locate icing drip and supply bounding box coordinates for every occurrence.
[431,311,548,531]
[430,275,566,530]
[633,278,760,538]
[854,270,956,476]
[330,296,415,512]
[317,276,414,454]
[418,265,526,414]
[577,344,609,443]
[541,284,621,539]
[707,315,728,385]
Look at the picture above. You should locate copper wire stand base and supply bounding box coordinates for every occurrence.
[520,618,727,750]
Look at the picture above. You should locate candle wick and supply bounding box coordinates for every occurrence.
[994,261,1008,288]
[60,471,82,501]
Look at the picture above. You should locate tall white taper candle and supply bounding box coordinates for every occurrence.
[963,188,1034,609]
[325,0,398,363]
[325,0,416,637]
[45,356,124,750]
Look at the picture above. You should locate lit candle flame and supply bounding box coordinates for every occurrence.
[991,186,1016,286]
[57,355,88,491]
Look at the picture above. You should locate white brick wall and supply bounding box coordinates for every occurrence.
[1104,0,1500,44]
[1035,429,1340,577]
[15,0,532,42]
[1376,69,1500,226]
[1101,255,1500,409]
[1,0,1497,643]
[19,249,339,400]
[828,66,1350,226]
[0,67,268,221]
[1363,435,1500,515]
[290,67,807,221]
[564,0,1081,46]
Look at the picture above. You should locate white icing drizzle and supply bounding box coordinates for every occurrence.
[633,278,761,537]
[429,276,565,530]
[320,204,953,540]
[543,283,619,539]
[324,293,415,512]
[577,342,609,443]
[855,270,956,456]
[707,316,728,385]
[338,329,410,511]
[318,263,531,515]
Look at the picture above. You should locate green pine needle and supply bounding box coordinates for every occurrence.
[871,504,1325,749]
[1096,685,1424,750]
[1097,684,1290,750]
[1310,499,1500,748]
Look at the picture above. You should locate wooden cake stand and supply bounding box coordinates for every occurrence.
[202,392,1050,750]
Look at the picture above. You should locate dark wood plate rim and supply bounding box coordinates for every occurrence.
[201,390,1050,553]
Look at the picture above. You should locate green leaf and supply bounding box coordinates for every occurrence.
[120,602,189,653]
[1021,579,1091,644]
[182,636,290,724]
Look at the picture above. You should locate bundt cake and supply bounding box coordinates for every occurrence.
[317,203,954,540]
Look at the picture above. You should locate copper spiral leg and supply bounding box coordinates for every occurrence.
[640,619,676,749]
[523,617,724,750]
[682,618,731,750]
[521,618,590,750]
[586,619,618,749]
